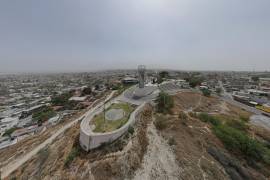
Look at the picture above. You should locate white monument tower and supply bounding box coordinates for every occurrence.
[138,65,146,88]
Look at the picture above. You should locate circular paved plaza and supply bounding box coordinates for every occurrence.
[105,109,125,121]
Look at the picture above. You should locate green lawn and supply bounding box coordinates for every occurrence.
[91,102,135,133]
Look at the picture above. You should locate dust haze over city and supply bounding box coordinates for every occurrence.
[1,0,270,180]
[1,0,270,73]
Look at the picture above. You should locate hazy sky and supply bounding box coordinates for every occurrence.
[0,0,270,72]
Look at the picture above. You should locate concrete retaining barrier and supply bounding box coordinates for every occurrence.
[80,102,145,151]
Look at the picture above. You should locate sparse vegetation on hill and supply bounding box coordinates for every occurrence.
[154,114,168,130]
[198,113,220,126]
[154,106,230,179]
[201,88,211,97]
[214,124,270,165]
[154,92,270,179]
[197,113,270,166]
[155,91,174,114]
[64,147,79,167]
[225,118,247,131]
[178,111,188,125]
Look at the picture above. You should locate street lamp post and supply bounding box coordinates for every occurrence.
[103,93,108,131]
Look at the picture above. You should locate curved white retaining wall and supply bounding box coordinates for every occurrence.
[79,102,145,151]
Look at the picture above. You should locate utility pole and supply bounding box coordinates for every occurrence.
[103,93,108,130]
[103,96,106,125]
[164,93,166,109]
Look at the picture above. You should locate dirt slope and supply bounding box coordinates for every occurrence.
[156,92,268,180]
[7,105,153,180]
[154,113,229,180]
[133,122,181,180]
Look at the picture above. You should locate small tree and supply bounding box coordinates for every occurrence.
[155,91,174,114]
[159,71,169,79]
[187,77,203,88]
[157,71,169,84]
[82,87,92,96]
[216,87,222,95]
[251,76,259,82]
[157,77,164,84]
[201,88,211,97]
[95,84,100,90]
[3,127,17,137]
[51,91,73,106]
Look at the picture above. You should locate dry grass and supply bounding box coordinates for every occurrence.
[172,92,221,113]
[166,92,269,179]
[154,113,229,180]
